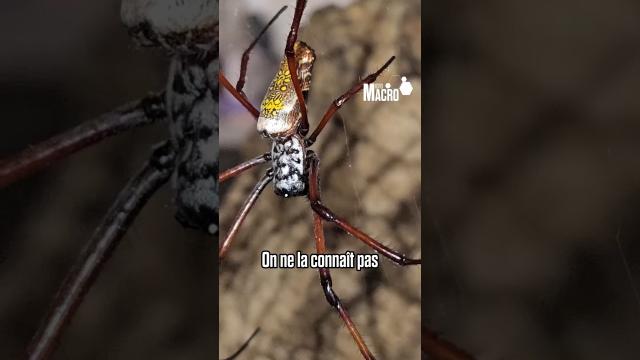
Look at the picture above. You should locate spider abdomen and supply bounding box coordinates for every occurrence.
[257,41,315,139]
[271,135,307,197]
[167,54,219,234]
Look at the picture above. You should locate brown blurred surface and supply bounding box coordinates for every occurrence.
[219,0,421,359]
[0,1,216,359]
[426,1,640,359]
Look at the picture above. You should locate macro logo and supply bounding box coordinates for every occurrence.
[363,76,413,102]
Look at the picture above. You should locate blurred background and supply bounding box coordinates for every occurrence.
[0,1,216,359]
[426,1,640,359]
[220,0,421,359]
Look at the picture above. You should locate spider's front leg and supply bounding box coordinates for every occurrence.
[307,152,421,266]
[220,6,288,120]
[284,0,310,134]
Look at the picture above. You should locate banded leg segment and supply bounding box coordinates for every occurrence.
[307,153,420,266]
[313,211,376,360]
[219,170,273,260]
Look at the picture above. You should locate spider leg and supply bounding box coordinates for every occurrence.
[220,153,271,183]
[220,327,261,360]
[307,152,420,266]
[27,141,175,360]
[305,56,395,146]
[0,92,165,189]
[235,6,288,93]
[220,72,259,119]
[284,0,310,135]
[219,169,273,260]
[313,211,377,360]
[220,6,288,121]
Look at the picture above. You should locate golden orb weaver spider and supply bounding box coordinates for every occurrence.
[220,2,420,358]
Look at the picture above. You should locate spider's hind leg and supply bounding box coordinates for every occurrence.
[219,152,271,183]
[219,169,273,260]
[312,210,377,360]
[306,152,421,266]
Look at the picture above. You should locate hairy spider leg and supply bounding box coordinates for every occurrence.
[307,153,421,266]
[306,56,396,146]
[219,153,271,183]
[219,6,288,120]
[219,170,273,260]
[313,211,377,360]
[285,0,310,135]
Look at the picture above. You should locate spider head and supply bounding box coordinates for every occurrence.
[294,41,316,92]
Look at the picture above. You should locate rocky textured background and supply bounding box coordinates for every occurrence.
[219,0,421,359]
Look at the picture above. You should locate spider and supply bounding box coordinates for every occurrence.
[0,1,217,358]
[219,1,421,358]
